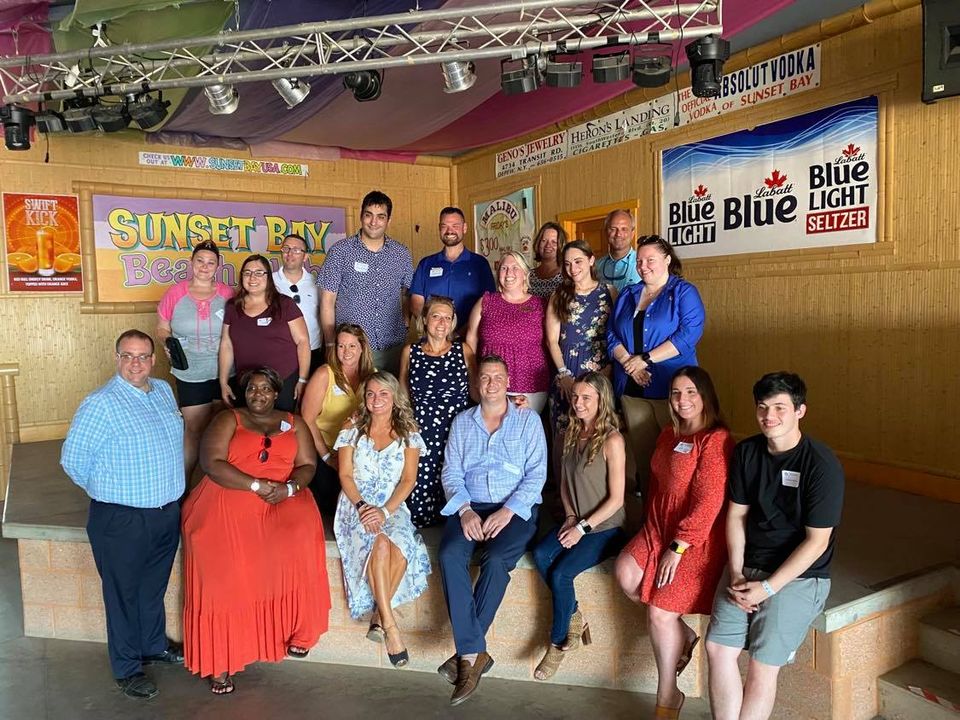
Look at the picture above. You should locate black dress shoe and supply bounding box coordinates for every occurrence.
[116,673,159,699]
[142,647,184,665]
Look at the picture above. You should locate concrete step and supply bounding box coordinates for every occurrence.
[921,606,960,675]
[879,659,960,720]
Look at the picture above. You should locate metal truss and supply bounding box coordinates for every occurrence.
[0,0,721,105]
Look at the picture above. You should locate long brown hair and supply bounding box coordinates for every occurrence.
[533,222,567,263]
[234,254,282,319]
[563,372,620,465]
[551,240,598,324]
[352,371,420,445]
[668,366,726,434]
[328,323,375,393]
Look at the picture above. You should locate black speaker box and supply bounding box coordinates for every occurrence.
[923,0,960,103]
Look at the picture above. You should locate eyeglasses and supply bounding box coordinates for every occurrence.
[289,284,301,304]
[281,246,306,255]
[117,352,152,363]
[242,270,268,278]
[258,435,272,463]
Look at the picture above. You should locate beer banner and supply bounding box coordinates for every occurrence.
[92,195,346,303]
[473,187,537,271]
[660,96,878,258]
[495,44,821,179]
[3,193,82,293]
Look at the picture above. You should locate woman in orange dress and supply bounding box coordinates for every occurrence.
[614,366,733,719]
[182,366,330,694]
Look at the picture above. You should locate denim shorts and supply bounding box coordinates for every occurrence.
[706,567,830,667]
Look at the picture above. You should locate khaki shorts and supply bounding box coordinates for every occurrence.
[706,567,830,667]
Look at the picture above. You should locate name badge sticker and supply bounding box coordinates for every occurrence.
[332,384,347,396]
[781,470,801,488]
[354,261,369,273]
[429,267,444,278]
[503,462,521,475]
[215,308,224,320]
[674,441,694,454]
[279,420,292,432]
[257,317,273,326]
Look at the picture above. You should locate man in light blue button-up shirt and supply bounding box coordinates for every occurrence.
[437,355,546,706]
[61,330,184,699]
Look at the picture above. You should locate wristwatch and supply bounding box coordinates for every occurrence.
[640,351,654,365]
[250,480,261,492]
[669,540,686,555]
[576,518,593,534]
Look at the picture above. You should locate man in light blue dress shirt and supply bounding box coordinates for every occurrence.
[61,330,185,700]
[594,209,642,292]
[436,355,547,706]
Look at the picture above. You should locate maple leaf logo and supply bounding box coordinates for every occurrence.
[842,143,861,157]
[764,169,787,188]
[693,184,708,198]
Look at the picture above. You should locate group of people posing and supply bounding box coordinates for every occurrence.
[61,190,844,720]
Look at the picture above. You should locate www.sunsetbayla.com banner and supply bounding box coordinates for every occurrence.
[660,96,878,258]
[92,195,347,302]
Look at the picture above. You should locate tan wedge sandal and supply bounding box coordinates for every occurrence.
[562,609,593,651]
[534,645,566,680]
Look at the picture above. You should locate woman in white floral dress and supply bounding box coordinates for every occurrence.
[546,240,617,442]
[334,371,431,668]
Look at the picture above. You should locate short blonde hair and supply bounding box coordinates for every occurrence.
[496,250,532,293]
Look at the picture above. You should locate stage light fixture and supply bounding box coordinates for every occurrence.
[592,51,631,83]
[1,104,34,150]
[632,55,672,88]
[128,93,171,129]
[545,55,582,88]
[92,103,130,133]
[500,56,542,95]
[685,34,730,98]
[36,110,67,134]
[62,98,99,133]
[205,83,239,114]
[441,60,477,94]
[272,77,311,108]
[343,71,382,102]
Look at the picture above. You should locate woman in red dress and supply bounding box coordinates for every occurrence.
[182,366,331,694]
[615,366,733,719]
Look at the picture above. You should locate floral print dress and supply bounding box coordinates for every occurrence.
[549,283,614,435]
[333,428,432,619]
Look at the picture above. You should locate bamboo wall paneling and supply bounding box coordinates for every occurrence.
[454,4,960,497]
[0,133,452,439]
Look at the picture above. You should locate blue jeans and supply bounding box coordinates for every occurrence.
[532,526,624,645]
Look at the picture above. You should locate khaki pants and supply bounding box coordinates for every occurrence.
[621,395,671,498]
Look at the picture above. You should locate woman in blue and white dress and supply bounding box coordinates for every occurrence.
[334,370,431,668]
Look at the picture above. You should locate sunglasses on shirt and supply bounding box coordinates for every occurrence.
[258,435,272,463]
[289,284,301,305]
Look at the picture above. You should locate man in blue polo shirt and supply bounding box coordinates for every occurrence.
[409,206,495,335]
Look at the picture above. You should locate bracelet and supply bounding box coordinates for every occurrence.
[761,580,776,597]
[297,377,308,384]
[458,504,472,517]
[286,482,296,498]
[573,523,586,536]
[557,366,573,378]
[380,506,391,520]
[565,514,576,519]
[322,452,331,463]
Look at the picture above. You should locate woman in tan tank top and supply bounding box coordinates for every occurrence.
[531,372,627,680]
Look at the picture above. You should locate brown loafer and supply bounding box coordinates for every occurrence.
[439,652,495,685]
[450,652,494,706]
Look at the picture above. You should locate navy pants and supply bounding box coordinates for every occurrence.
[532,526,624,645]
[438,502,538,655]
[86,499,180,679]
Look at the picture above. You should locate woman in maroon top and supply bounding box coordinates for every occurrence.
[614,366,733,719]
[219,255,311,413]
[464,250,550,413]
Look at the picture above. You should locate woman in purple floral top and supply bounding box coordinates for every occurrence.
[546,240,617,440]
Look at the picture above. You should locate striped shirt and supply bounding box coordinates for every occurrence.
[440,402,547,520]
[317,233,413,350]
[61,374,184,508]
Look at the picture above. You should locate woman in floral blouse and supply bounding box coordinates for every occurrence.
[546,240,617,444]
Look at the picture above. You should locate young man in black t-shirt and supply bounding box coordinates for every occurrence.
[705,372,844,720]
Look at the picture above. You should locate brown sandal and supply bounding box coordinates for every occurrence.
[209,675,234,695]
[534,645,566,681]
[561,609,593,651]
[654,692,685,719]
[676,635,700,676]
